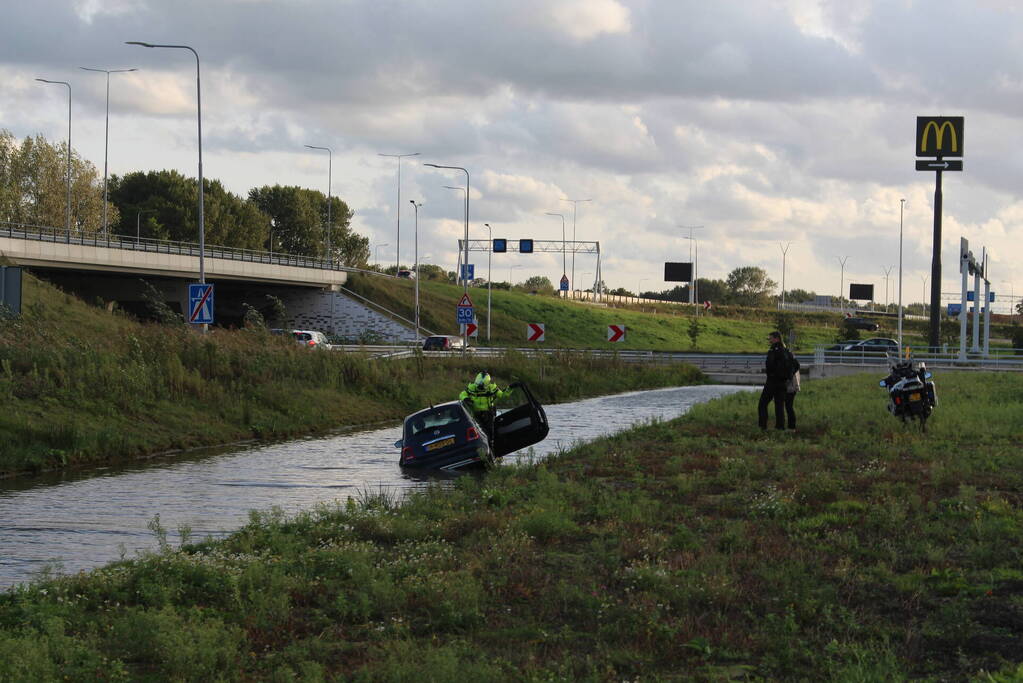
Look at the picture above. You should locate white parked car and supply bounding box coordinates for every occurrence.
[292,330,330,349]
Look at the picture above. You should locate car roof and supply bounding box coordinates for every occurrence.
[406,401,467,420]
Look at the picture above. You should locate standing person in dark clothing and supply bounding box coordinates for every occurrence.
[758,331,789,430]
[784,358,800,430]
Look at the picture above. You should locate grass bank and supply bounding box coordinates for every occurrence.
[346,274,911,352]
[3,371,1021,679]
[0,272,705,479]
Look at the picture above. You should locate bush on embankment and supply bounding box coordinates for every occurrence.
[0,272,704,478]
[2,371,1021,680]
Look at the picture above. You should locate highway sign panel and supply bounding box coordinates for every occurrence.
[916,159,963,172]
[916,116,964,157]
[460,322,478,338]
[527,323,545,342]
[492,238,507,253]
[607,324,625,342]
[460,264,475,280]
[560,274,569,291]
[188,283,214,324]
[947,303,962,317]
[519,239,534,253]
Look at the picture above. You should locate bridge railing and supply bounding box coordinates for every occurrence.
[0,221,394,277]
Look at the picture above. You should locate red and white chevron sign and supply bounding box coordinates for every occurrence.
[607,324,625,342]
[460,322,478,337]
[527,323,545,342]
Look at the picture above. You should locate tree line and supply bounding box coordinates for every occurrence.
[0,129,369,266]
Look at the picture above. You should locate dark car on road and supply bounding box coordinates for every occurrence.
[422,335,467,352]
[395,382,549,470]
[843,317,880,331]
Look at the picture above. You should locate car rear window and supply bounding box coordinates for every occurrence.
[293,332,312,341]
[408,406,465,436]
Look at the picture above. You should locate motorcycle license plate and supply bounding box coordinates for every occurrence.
[426,437,455,451]
[909,392,922,402]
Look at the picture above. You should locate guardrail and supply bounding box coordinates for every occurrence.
[814,345,1023,369]
[0,221,399,280]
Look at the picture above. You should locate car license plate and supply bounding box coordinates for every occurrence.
[909,392,922,402]
[426,437,455,451]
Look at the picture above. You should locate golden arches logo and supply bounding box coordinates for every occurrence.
[920,120,958,154]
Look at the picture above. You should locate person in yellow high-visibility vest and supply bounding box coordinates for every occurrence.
[459,371,510,442]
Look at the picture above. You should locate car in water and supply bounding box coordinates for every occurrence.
[395,382,549,470]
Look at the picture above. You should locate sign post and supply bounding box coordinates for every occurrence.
[916,115,964,350]
[188,283,214,325]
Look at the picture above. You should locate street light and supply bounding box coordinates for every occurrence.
[679,226,704,304]
[898,199,906,351]
[545,212,566,297]
[509,264,522,284]
[374,243,389,265]
[483,223,493,341]
[379,152,419,272]
[79,66,137,237]
[136,208,156,244]
[35,78,72,238]
[779,242,791,308]
[423,163,469,293]
[920,274,928,316]
[683,236,700,314]
[443,185,468,279]
[836,256,850,314]
[126,42,205,285]
[882,265,895,308]
[409,200,422,340]
[561,198,591,297]
[304,144,333,265]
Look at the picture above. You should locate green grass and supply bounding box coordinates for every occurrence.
[3,371,1022,680]
[347,274,929,352]
[0,272,705,478]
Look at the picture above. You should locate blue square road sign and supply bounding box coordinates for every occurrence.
[188,283,215,324]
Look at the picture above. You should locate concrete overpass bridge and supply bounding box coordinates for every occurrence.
[1,222,416,340]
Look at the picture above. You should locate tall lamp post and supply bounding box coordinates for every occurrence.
[126,42,205,286]
[35,78,72,238]
[374,243,389,265]
[779,241,792,308]
[679,225,704,304]
[683,236,700,314]
[79,66,137,237]
[409,200,422,340]
[882,265,895,309]
[379,152,419,272]
[424,164,470,350]
[561,198,591,298]
[837,256,850,314]
[483,223,493,341]
[920,274,928,316]
[545,212,567,297]
[443,185,467,280]
[898,199,906,351]
[304,145,333,265]
[509,264,522,285]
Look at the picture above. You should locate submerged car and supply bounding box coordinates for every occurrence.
[395,382,549,470]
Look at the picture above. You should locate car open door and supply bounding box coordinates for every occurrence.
[492,382,550,457]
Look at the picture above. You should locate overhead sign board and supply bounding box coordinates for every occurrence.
[664,262,693,283]
[916,159,963,172]
[916,116,964,157]
[519,239,534,254]
[848,283,874,301]
[492,238,507,253]
[188,283,214,324]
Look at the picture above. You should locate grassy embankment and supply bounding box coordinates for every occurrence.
[0,272,703,478]
[2,371,1021,679]
[346,274,922,352]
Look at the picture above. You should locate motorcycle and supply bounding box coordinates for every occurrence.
[879,356,937,432]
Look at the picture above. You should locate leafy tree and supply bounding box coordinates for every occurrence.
[687,316,702,349]
[693,278,728,305]
[138,279,181,324]
[242,303,265,329]
[725,267,777,308]
[416,264,449,281]
[785,288,817,304]
[248,184,367,265]
[520,275,554,294]
[0,130,114,233]
[110,170,265,248]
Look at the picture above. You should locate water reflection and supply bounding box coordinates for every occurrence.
[0,384,751,589]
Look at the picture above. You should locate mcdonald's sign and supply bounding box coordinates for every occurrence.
[916,116,964,157]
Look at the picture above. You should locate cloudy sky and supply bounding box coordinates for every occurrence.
[2,0,1022,309]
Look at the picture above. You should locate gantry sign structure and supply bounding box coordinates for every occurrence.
[456,239,603,299]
